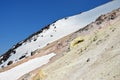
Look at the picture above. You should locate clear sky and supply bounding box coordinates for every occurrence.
[0,0,111,55]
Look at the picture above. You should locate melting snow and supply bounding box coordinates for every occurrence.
[0,53,56,80]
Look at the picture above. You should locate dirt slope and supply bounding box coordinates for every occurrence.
[18,8,120,80]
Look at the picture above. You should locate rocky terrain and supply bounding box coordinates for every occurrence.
[1,0,120,69]
[0,0,120,80]
[18,8,120,80]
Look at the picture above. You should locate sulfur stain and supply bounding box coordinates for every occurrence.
[33,70,46,80]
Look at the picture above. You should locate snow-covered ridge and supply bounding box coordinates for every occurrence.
[0,0,120,68]
[0,53,56,80]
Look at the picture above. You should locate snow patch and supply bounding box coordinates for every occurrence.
[0,53,56,80]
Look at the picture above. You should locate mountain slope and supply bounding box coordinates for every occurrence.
[0,0,120,68]
[41,9,120,80]
[0,1,120,80]
[24,7,120,80]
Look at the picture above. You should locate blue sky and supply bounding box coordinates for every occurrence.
[0,0,111,55]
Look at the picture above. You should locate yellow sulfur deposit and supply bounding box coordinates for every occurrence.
[70,36,85,49]
[33,70,46,80]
